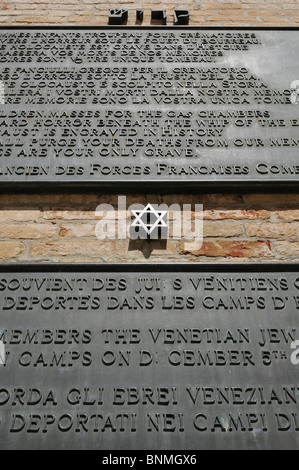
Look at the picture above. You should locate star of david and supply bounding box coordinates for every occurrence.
[131,204,168,236]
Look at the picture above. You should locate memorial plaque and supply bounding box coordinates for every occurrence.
[1,263,299,450]
[0,27,299,191]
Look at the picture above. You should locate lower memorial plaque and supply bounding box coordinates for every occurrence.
[0,263,299,450]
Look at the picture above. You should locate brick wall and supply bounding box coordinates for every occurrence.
[0,1,298,263]
[0,193,299,263]
[1,1,299,26]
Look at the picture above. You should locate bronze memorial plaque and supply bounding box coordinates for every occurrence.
[0,263,299,450]
[0,27,299,191]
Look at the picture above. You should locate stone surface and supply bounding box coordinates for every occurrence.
[246,222,299,239]
[275,209,299,221]
[0,241,25,258]
[0,224,57,239]
[0,264,298,449]
[203,221,245,237]
[195,209,271,220]
[275,241,299,256]
[0,2,298,264]
[0,29,298,190]
[30,240,128,258]
[0,211,40,222]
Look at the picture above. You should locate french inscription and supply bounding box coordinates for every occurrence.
[0,28,298,189]
[0,265,299,449]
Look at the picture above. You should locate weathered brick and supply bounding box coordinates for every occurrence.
[15,17,65,24]
[0,224,56,239]
[275,241,299,256]
[30,240,128,258]
[194,194,242,205]
[246,222,299,238]
[0,210,40,222]
[275,209,299,221]
[203,221,244,237]
[151,241,177,255]
[59,224,96,238]
[68,16,93,22]
[179,241,273,258]
[162,195,194,205]
[242,194,299,204]
[108,194,147,206]
[60,221,128,239]
[205,4,243,10]
[129,240,177,256]
[12,194,105,206]
[194,209,270,220]
[0,241,25,259]
[44,210,96,220]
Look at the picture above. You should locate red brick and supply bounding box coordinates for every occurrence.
[179,241,273,258]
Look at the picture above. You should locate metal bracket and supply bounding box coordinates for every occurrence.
[108,9,128,25]
[136,9,143,22]
[174,8,189,25]
[151,9,167,25]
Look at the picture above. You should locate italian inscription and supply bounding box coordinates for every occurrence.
[0,265,299,449]
[0,28,299,189]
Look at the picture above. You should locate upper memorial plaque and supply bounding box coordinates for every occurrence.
[0,27,299,191]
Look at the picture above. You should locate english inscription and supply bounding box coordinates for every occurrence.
[0,28,299,190]
[0,264,299,449]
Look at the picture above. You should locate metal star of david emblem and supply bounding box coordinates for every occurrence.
[130,204,168,239]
